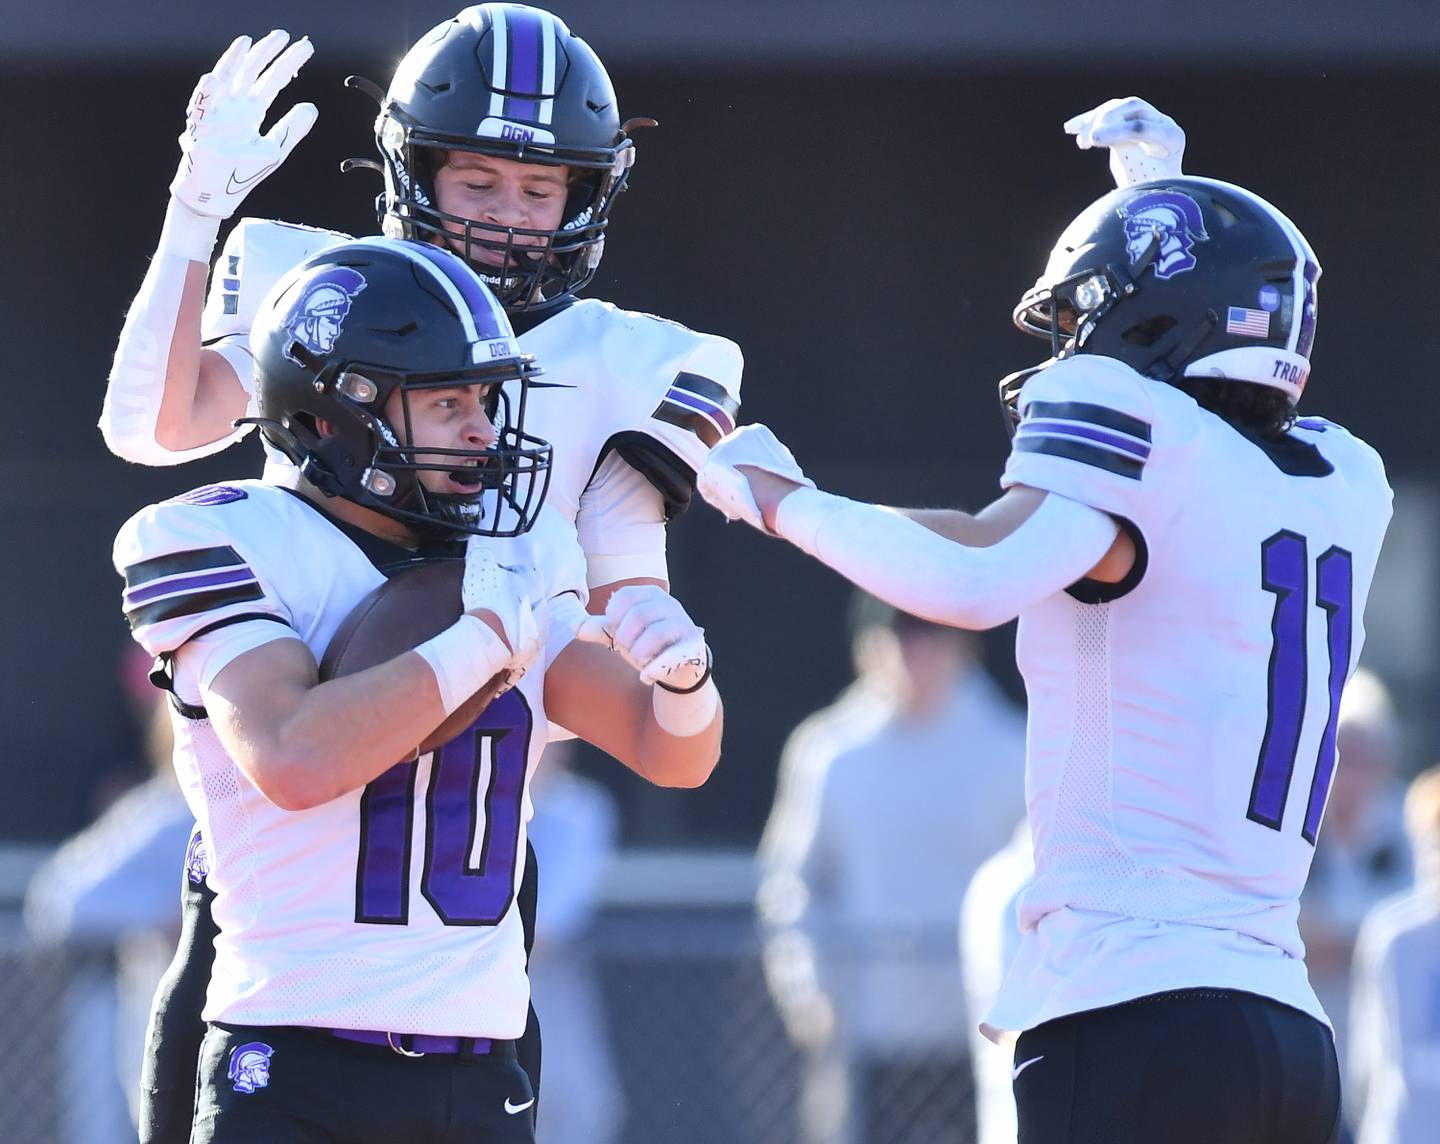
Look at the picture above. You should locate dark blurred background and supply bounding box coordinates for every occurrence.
[5,0,1438,845]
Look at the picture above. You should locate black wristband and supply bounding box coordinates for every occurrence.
[655,651,713,694]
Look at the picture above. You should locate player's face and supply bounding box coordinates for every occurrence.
[431,152,570,269]
[387,383,500,497]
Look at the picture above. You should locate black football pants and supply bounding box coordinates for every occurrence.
[1013,988,1342,1144]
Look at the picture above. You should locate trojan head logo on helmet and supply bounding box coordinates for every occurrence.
[1118,190,1209,279]
[283,267,367,362]
[248,237,553,539]
[1006,176,1320,421]
[352,4,651,312]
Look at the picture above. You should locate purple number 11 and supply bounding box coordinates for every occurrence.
[1249,530,1353,844]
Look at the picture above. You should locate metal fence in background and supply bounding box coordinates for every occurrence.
[0,905,981,1144]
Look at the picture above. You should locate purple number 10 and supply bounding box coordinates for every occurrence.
[1249,530,1353,844]
[354,690,532,926]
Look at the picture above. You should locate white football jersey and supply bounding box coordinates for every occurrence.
[201,218,743,586]
[985,355,1392,1037]
[114,480,582,1037]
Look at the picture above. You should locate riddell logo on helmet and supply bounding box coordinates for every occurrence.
[500,123,535,142]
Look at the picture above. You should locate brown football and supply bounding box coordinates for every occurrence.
[318,559,508,754]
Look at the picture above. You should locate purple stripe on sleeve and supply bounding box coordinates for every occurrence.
[1019,419,1152,459]
[664,389,736,435]
[123,566,256,606]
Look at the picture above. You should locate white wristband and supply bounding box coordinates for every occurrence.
[651,677,719,737]
[412,614,511,716]
[158,196,223,265]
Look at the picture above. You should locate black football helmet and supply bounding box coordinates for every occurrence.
[247,237,552,539]
[1004,176,1319,422]
[365,4,645,312]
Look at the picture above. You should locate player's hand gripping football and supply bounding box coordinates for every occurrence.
[170,31,319,219]
[576,586,711,691]
[697,424,815,535]
[1064,96,1186,188]
[463,537,545,692]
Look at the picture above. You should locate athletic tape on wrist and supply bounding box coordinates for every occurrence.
[652,677,719,737]
[158,197,223,264]
[413,614,510,716]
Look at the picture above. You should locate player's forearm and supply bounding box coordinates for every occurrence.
[101,198,236,462]
[155,269,249,452]
[632,686,723,788]
[774,488,1117,629]
[897,505,1025,548]
[224,654,449,810]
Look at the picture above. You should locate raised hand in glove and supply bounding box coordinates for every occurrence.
[1064,96,1185,188]
[171,30,319,219]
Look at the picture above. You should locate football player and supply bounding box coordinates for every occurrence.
[115,238,721,1143]
[98,8,740,1138]
[698,170,1390,1142]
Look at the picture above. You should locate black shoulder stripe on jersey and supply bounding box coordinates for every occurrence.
[1026,400,1152,442]
[671,372,741,418]
[594,431,694,520]
[650,372,741,447]
[126,582,266,630]
[1015,436,1145,480]
[123,545,246,590]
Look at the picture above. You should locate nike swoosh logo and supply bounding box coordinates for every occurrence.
[225,161,278,195]
[1012,1055,1045,1081]
[504,1097,536,1115]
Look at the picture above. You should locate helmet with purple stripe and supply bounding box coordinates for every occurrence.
[359,4,649,313]
[249,237,552,539]
[1006,177,1320,435]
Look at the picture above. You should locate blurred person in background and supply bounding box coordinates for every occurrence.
[758,590,1025,1143]
[23,646,193,1142]
[526,740,625,1144]
[1300,667,1414,1125]
[960,821,1033,1144]
[1347,764,1440,1144]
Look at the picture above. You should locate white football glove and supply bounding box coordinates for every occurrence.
[463,538,545,689]
[576,585,711,690]
[1064,96,1186,188]
[170,31,319,219]
[696,424,815,533]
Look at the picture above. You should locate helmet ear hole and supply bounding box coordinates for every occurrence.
[1121,315,1178,347]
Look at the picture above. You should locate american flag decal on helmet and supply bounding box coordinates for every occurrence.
[651,373,740,447]
[1014,400,1152,480]
[122,546,264,630]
